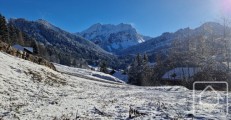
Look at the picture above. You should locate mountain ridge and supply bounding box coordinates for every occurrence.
[117,21,225,56]
[77,23,152,52]
[9,18,118,68]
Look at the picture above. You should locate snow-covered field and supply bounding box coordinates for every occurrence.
[0,52,230,120]
[54,63,125,84]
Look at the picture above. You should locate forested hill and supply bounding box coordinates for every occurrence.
[0,13,120,68]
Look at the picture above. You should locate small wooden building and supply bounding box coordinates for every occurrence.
[12,44,34,54]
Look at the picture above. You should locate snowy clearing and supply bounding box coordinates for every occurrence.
[54,63,125,84]
[0,52,230,120]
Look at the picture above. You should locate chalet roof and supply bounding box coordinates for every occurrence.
[24,47,34,53]
[12,44,24,51]
[12,44,34,53]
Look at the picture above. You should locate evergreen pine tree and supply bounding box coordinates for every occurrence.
[100,61,108,73]
[140,54,151,85]
[128,54,151,85]
[0,14,9,42]
[72,59,77,67]
[143,53,148,63]
[136,53,142,66]
[8,24,18,44]
[128,61,136,84]
[17,31,24,45]
[30,39,39,54]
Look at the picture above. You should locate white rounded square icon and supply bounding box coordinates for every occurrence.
[193,81,228,119]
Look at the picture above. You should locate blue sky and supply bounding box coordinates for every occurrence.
[0,0,229,37]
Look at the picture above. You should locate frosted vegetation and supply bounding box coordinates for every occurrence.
[0,52,230,120]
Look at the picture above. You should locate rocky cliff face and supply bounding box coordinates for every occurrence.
[77,23,151,53]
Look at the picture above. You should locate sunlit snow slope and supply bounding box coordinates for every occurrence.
[0,52,230,120]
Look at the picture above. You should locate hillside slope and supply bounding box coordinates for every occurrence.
[9,19,117,67]
[0,52,229,119]
[118,22,225,55]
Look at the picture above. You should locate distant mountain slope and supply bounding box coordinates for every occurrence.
[77,23,152,52]
[9,19,117,67]
[118,22,225,55]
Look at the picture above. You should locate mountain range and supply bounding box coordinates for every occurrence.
[7,17,228,69]
[76,23,152,52]
[117,22,225,56]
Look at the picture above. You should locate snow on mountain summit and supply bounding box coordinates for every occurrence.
[81,23,136,38]
[77,23,151,52]
[36,19,60,31]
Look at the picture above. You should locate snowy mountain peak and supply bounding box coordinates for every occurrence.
[77,23,151,52]
[36,19,49,23]
[9,18,115,67]
[82,23,136,35]
[36,19,52,26]
[36,19,60,31]
[84,23,102,33]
